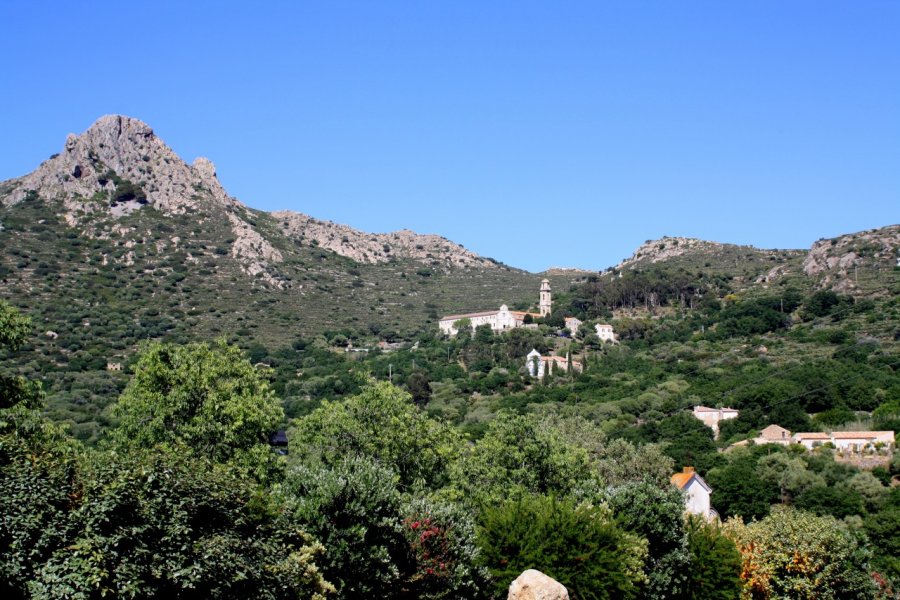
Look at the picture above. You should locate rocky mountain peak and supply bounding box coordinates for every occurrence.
[3,114,237,218]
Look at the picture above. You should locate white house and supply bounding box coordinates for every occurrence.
[594,323,616,342]
[692,405,740,437]
[671,467,716,521]
[793,430,895,452]
[564,317,583,336]
[526,349,582,378]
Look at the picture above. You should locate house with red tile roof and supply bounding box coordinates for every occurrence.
[671,467,716,521]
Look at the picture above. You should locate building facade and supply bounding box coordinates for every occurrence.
[671,467,716,521]
[594,323,616,342]
[539,279,552,317]
[564,316,583,336]
[438,282,550,336]
[692,405,740,437]
[526,349,583,378]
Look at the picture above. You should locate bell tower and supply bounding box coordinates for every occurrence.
[539,279,552,317]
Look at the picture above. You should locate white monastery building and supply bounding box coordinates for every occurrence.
[438,281,550,336]
[692,406,739,437]
[671,467,716,521]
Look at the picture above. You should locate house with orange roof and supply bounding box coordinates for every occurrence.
[671,466,716,520]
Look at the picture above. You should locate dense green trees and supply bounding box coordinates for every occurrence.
[290,380,462,490]
[111,340,285,481]
[2,284,897,599]
[448,412,594,505]
[724,507,876,599]
[30,448,332,600]
[682,517,742,600]
[1,308,333,599]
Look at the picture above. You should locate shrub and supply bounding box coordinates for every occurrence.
[683,517,742,600]
[477,495,644,600]
[401,497,490,600]
[283,455,408,599]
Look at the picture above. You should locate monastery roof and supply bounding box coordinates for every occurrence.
[794,432,831,439]
[694,406,738,413]
[440,309,502,321]
[829,431,886,439]
[595,323,613,327]
[541,356,568,363]
[440,309,541,321]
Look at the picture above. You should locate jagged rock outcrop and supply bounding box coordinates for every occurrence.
[2,115,237,218]
[274,210,499,268]
[508,569,569,600]
[0,115,502,282]
[802,225,899,292]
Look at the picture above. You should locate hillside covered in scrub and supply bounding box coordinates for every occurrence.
[1,116,899,598]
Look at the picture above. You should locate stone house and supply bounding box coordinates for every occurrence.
[793,430,895,452]
[692,405,739,437]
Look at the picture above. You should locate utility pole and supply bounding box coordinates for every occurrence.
[388,363,392,383]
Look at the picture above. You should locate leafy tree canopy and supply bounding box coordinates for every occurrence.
[110,340,284,481]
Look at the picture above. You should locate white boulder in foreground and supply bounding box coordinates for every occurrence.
[508,569,569,600]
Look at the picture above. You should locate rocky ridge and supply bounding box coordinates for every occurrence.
[0,115,289,285]
[802,225,899,293]
[0,115,504,286]
[614,236,731,270]
[274,210,497,269]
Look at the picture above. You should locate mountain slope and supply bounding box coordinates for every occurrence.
[1,115,897,442]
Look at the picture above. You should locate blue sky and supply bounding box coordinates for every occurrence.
[1,1,897,272]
